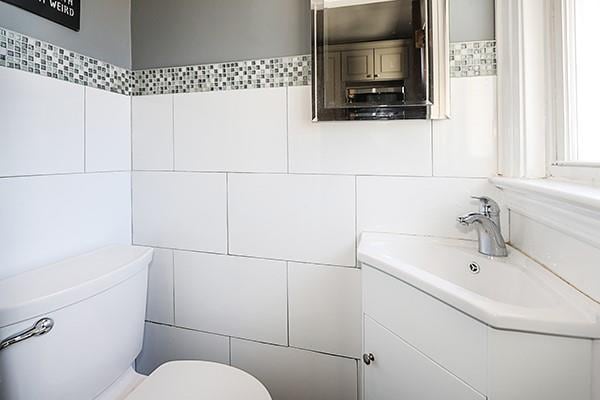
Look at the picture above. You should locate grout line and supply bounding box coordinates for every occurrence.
[286,86,290,174]
[135,244,359,269]
[228,337,232,365]
[172,249,176,325]
[144,321,358,361]
[83,87,87,173]
[0,170,133,180]
[125,169,492,180]
[171,94,175,171]
[226,173,230,255]
[286,261,290,346]
[354,175,358,267]
[130,95,134,246]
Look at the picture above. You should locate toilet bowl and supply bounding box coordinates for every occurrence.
[0,246,271,400]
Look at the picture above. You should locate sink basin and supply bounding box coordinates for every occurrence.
[358,232,600,339]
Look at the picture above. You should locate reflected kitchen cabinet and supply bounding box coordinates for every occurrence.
[341,49,374,82]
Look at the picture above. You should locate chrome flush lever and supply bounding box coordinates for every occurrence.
[0,318,54,352]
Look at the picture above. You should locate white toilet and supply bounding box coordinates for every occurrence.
[0,246,272,400]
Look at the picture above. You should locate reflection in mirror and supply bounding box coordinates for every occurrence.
[312,0,449,121]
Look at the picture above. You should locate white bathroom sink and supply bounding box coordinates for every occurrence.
[358,232,600,339]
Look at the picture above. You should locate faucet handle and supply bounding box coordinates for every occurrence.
[471,196,500,216]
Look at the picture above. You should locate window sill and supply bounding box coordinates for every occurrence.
[490,177,600,249]
[549,163,600,185]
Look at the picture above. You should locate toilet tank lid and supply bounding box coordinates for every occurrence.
[0,246,153,329]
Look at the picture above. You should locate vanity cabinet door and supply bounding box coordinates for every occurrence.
[342,49,374,82]
[374,46,409,80]
[363,316,485,400]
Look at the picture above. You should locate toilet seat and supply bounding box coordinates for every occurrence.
[125,361,271,400]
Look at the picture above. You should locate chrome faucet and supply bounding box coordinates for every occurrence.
[457,196,508,257]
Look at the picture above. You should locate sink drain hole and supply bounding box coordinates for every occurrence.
[469,262,480,274]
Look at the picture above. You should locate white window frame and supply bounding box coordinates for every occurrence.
[496,0,600,183]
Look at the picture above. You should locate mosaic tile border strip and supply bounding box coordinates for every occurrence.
[450,40,497,78]
[132,55,311,96]
[0,27,132,95]
[0,26,496,95]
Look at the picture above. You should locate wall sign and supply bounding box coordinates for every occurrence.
[1,0,80,31]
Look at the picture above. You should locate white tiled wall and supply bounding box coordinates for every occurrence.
[0,67,84,177]
[85,87,131,172]
[231,338,359,400]
[0,68,132,279]
[136,322,230,375]
[132,76,499,400]
[509,212,600,303]
[174,88,288,173]
[228,173,356,266]
[132,172,227,253]
[174,251,288,345]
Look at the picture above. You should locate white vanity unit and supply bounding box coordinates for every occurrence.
[358,233,600,400]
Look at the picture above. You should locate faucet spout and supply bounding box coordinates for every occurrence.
[458,210,508,258]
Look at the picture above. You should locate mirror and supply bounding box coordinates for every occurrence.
[311,0,449,121]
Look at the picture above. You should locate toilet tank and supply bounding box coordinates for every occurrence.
[0,246,153,400]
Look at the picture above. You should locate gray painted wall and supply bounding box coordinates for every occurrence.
[0,0,131,68]
[131,0,311,69]
[132,0,495,70]
[449,0,495,42]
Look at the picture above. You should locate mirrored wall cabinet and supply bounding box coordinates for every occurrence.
[312,0,449,121]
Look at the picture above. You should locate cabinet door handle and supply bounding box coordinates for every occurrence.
[374,74,379,78]
[363,353,375,365]
[366,74,372,78]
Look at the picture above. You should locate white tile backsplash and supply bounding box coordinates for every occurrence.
[174,88,287,173]
[0,172,131,279]
[85,87,131,172]
[357,176,507,240]
[228,173,356,266]
[231,338,358,400]
[132,172,227,253]
[132,94,174,171]
[146,248,174,325]
[0,67,84,177]
[287,86,433,176]
[136,322,230,375]
[510,212,600,303]
[433,77,497,177]
[288,263,362,358]
[174,251,288,345]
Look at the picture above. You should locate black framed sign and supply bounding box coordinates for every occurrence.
[1,0,80,31]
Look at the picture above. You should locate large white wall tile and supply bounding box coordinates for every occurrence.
[287,86,432,176]
[231,339,358,400]
[357,176,507,240]
[85,87,131,172]
[146,248,174,325]
[174,251,288,345]
[228,173,356,266]
[132,94,174,171]
[132,172,227,253]
[433,77,497,177]
[288,263,361,358]
[510,212,600,302]
[136,323,230,375]
[0,68,84,177]
[0,172,131,279]
[174,88,287,173]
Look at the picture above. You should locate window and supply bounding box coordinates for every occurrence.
[560,0,600,164]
